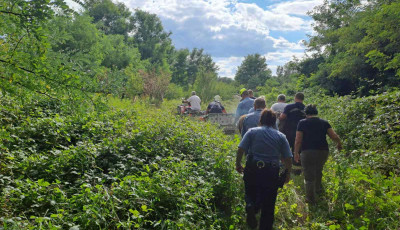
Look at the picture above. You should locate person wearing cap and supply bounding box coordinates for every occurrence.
[184,91,201,111]
[239,88,247,101]
[206,95,226,114]
[235,90,254,124]
[294,104,342,204]
[236,109,292,230]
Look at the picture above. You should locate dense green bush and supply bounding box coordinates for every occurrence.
[0,96,243,229]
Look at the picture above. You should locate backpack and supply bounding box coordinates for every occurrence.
[209,101,223,113]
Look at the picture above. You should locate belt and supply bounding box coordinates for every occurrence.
[246,159,279,169]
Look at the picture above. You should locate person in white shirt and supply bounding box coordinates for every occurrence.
[185,91,201,111]
[271,94,287,130]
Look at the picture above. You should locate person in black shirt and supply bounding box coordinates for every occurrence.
[279,92,306,174]
[294,104,342,203]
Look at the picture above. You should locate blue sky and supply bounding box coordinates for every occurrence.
[67,0,322,77]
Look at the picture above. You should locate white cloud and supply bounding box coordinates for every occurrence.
[116,0,321,77]
[270,0,323,16]
[215,56,244,79]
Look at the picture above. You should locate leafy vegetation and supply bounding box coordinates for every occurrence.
[1,0,400,229]
[0,95,244,229]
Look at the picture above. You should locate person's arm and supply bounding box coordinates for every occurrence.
[238,115,246,134]
[235,147,245,174]
[327,128,342,151]
[280,135,293,183]
[282,157,292,183]
[279,113,287,121]
[294,131,303,163]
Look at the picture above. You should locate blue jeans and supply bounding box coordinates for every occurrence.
[244,161,279,230]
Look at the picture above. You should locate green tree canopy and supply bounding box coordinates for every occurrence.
[235,54,272,89]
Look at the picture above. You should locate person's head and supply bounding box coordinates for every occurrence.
[254,97,266,110]
[305,104,318,116]
[294,92,304,102]
[239,88,247,96]
[241,90,249,99]
[277,94,286,102]
[248,89,254,97]
[260,109,276,127]
[191,91,196,96]
[214,95,221,101]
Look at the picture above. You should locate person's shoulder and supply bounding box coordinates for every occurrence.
[319,118,330,125]
[249,126,262,132]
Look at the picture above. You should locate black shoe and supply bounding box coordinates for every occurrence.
[246,206,257,229]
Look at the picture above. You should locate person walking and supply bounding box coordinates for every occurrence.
[271,94,287,130]
[294,104,342,204]
[241,97,266,137]
[236,109,292,230]
[279,92,306,174]
[235,90,254,124]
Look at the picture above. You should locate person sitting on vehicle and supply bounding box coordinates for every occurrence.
[183,91,201,111]
[206,95,227,114]
[241,97,266,137]
[235,90,254,124]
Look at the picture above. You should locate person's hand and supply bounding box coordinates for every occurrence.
[294,153,300,163]
[235,164,244,174]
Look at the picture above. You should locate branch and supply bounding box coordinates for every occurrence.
[0,10,30,17]
[10,35,26,59]
[0,76,59,100]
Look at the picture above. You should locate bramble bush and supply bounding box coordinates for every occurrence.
[0,95,244,229]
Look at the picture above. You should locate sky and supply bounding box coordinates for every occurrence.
[67,0,323,78]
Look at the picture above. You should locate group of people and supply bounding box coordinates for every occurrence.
[183,91,227,114]
[235,90,342,230]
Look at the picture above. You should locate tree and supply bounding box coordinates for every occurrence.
[140,68,171,103]
[193,67,218,103]
[83,0,134,36]
[235,54,272,89]
[170,49,189,86]
[187,48,218,85]
[131,9,172,61]
[307,0,400,95]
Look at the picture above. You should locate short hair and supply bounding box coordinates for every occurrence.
[277,94,286,101]
[260,109,276,127]
[241,90,249,97]
[305,104,318,115]
[191,91,196,95]
[295,92,304,101]
[248,89,254,95]
[254,97,266,109]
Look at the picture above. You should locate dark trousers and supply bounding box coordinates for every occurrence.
[301,150,329,203]
[244,162,279,230]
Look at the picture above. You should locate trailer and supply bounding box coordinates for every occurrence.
[203,113,236,134]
